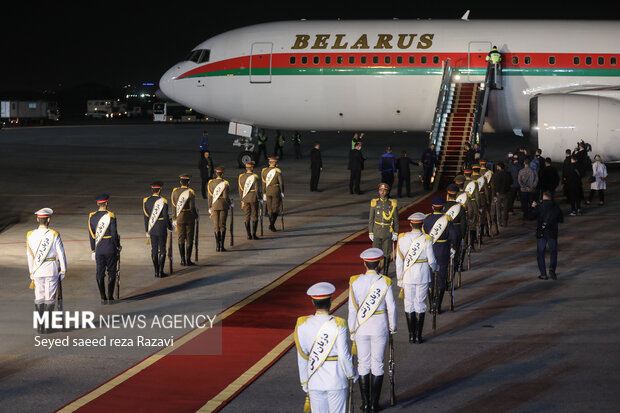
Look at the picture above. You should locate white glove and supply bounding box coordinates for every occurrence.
[263,194,267,201]
[350,334,355,342]
[208,209,213,214]
[260,199,264,205]
[352,372,359,382]
[196,215,201,222]
[59,272,66,281]
[397,280,403,288]
[450,248,456,259]
[302,383,308,393]
[369,234,374,242]
[392,233,398,242]
[230,201,235,208]
[281,193,284,198]
[390,330,397,335]
[91,252,96,261]
[172,220,177,229]
[146,232,149,238]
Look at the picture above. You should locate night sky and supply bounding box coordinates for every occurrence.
[3,2,615,92]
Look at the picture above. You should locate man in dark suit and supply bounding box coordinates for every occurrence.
[310,141,322,191]
[348,142,365,194]
[396,150,416,197]
[530,191,563,280]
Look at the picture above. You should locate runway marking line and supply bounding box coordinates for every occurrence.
[57,191,435,413]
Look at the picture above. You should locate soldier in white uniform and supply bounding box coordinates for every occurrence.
[395,212,438,344]
[348,248,397,412]
[294,282,356,413]
[26,208,67,334]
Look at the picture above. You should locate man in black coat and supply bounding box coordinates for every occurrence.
[310,141,322,192]
[530,191,563,280]
[348,142,365,194]
[396,150,416,197]
[198,150,214,199]
[539,157,560,197]
[564,156,584,215]
[419,143,437,190]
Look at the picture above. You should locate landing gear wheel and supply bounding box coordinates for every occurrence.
[238,151,255,168]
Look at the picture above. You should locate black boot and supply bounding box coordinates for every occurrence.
[405,312,417,343]
[97,279,107,304]
[358,373,371,412]
[245,222,252,239]
[152,253,159,277]
[437,286,446,314]
[416,312,425,344]
[158,253,167,277]
[382,257,390,276]
[220,229,227,252]
[215,232,220,252]
[179,243,187,266]
[43,303,55,334]
[35,303,45,333]
[107,277,116,303]
[186,243,195,265]
[268,214,276,232]
[370,374,384,412]
[252,220,259,240]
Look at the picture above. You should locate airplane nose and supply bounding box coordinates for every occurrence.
[159,66,178,101]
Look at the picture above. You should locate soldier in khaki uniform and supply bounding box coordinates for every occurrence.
[472,164,490,240]
[368,183,399,275]
[454,175,474,269]
[238,161,262,240]
[480,160,499,235]
[463,168,482,248]
[208,166,233,251]
[261,156,284,232]
[171,174,198,266]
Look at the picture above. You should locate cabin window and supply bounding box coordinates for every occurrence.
[290,56,296,65]
[384,56,391,64]
[573,56,580,65]
[349,56,355,64]
[585,56,592,65]
[409,56,415,64]
[372,56,379,64]
[433,56,439,64]
[524,56,531,65]
[337,56,343,64]
[611,57,617,66]
[421,56,427,64]
[397,56,403,64]
[313,56,319,65]
[301,56,308,64]
[549,56,556,65]
[325,56,331,64]
[185,50,202,63]
[361,56,367,64]
[512,56,519,65]
[598,57,605,65]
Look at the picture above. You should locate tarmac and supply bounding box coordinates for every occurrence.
[0,121,618,412]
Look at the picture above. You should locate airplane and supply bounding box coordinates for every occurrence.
[159,17,620,163]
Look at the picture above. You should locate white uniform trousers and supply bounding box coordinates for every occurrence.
[356,333,388,376]
[403,283,429,313]
[309,388,347,413]
[34,276,58,305]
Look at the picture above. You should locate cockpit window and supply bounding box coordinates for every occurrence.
[184,49,210,63]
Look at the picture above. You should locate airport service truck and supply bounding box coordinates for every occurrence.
[0,100,59,125]
[152,102,214,123]
[86,100,127,118]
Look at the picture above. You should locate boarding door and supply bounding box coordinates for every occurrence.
[250,42,273,83]
[467,41,492,82]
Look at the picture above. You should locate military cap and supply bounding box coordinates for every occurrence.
[179,173,192,179]
[245,161,255,167]
[215,166,225,172]
[479,159,487,165]
[454,175,466,183]
[360,247,384,261]
[463,169,472,174]
[151,180,163,189]
[268,156,279,162]
[431,196,446,207]
[307,282,336,299]
[35,208,53,217]
[447,184,459,194]
[95,194,109,203]
[472,164,481,170]
[378,182,390,190]
[408,212,426,223]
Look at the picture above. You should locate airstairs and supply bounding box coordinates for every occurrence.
[429,61,494,190]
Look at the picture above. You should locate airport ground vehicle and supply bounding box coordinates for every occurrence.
[0,100,59,125]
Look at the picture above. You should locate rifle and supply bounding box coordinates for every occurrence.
[168,230,173,274]
[467,231,472,271]
[230,203,234,246]
[494,197,501,235]
[432,270,438,330]
[56,276,64,331]
[259,200,264,236]
[115,251,120,300]
[280,196,285,231]
[195,210,200,262]
[449,256,455,311]
[485,208,494,239]
[388,334,396,406]
[347,378,354,413]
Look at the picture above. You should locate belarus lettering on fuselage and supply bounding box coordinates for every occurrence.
[291,33,435,50]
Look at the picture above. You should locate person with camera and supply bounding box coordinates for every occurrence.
[530,192,563,280]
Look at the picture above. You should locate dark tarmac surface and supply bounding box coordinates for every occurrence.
[1,122,618,412]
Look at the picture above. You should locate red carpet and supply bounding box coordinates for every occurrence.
[59,192,436,413]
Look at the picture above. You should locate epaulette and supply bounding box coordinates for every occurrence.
[49,229,59,237]
[189,189,195,195]
[88,211,96,219]
[143,196,149,203]
[333,316,348,329]
[296,315,310,327]
[162,197,168,204]
[381,275,392,286]
[172,187,179,192]
[275,168,281,173]
[223,180,230,185]
[425,234,432,242]
[27,230,34,238]
[108,211,116,218]
[390,199,397,207]
[349,274,360,284]
[370,198,378,207]
[398,233,405,240]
